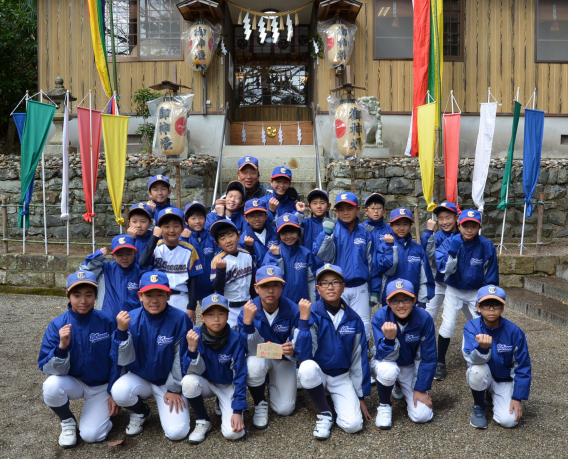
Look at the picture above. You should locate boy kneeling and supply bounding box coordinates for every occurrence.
[372,279,436,430]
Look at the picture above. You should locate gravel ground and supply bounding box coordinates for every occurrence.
[1,294,567,458]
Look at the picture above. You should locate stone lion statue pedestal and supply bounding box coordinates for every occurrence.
[358,96,390,159]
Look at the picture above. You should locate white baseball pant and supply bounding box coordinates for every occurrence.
[247,356,296,416]
[425,281,447,322]
[439,286,479,338]
[43,375,112,443]
[342,282,371,340]
[170,293,189,312]
[111,372,190,441]
[466,364,518,428]
[372,360,433,424]
[228,306,244,330]
[182,374,245,440]
[298,360,363,434]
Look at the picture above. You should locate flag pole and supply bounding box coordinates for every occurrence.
[65,90,70,256]
[23,91,29,254]
[519,89,536,255]
[89,91,95,254]
[40,90,48,255]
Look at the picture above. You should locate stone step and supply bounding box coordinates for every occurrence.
[505,287,568,330]
[556,264,568,280]
[523,276,568,303]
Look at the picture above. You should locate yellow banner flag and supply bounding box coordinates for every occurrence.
[87,0,113,98]
[417,102,437,212]
[102,114,129,225]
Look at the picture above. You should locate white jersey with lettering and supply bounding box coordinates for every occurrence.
[153,240,202,292]
[211,249,254,302]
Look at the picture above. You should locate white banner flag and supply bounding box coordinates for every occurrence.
[61,93,70,220]
[472,102,498,212]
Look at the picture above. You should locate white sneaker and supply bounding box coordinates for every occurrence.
[392,383,404,400]
[214,398,222,416]
[126,409,151,436]
[58,418,77,448]
[313,413,334,440]
[188,420,212,444]
[375,404,392,430]
[253,400,269,429]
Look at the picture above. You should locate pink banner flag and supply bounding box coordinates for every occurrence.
[443,113,461,209]
[77,106,102,222]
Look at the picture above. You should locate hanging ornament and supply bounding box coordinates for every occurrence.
[266,16,271,32]
[261,123,267,145]
[271,17,280,42]
[295,12,299,26]
[317,18,357,69]
[313,39,320,65]
[252,15,257,30]
[286,14,293,42]
[238,9,242,25]
[278,124,283,145]
[242,122,247,144]
[243,12,252,41]
[279,16,284,30]
[185,20,222,74]
[258,16,267,43]
[297,122,302,145]
[157,97,190,156]
[220,40,227,55]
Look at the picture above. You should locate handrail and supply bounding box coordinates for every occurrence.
[211,101,230,206]
[311,102,322,189]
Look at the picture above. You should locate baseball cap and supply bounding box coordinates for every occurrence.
[271,166,292,180]
[433,202,458,215]
[389,207,414,224]
[238,156,259,170]
[157,207,184,226]
[129,202,153,220]
[385,278,416,301]
[307,188,329,203]
[202,293,230,313]
[139,271,171,293]
[66,270,98,292]
[244,198,268,215]
[315,263,344,282]
[111,234,137,254]
[365,193,386,208]
[334,192,358,207]
[148,174,170,190]
[276,213,300,233]
[459,208,482,226]
[256,265,286,285]
[209,219,239,239]
[226,180,246,197]
[477,285,506,305]
[184,200,207,217]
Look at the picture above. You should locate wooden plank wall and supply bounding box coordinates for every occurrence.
[229,121,313,145]
[38,0,225,114]
[234,106,310,122]
[317,0,568,114]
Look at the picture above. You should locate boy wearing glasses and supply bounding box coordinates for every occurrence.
[463,285,531,430]
[371,278,436,430]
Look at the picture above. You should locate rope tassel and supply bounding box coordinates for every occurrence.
[238,9,242,25]
[295,12,299,26]
[279,16,284,30]
[252,14,257,30]
[266,16,271,32]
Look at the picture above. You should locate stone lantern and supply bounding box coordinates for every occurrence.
[44,76,77,156]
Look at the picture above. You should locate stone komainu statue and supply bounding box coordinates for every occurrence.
[357,96,383,147]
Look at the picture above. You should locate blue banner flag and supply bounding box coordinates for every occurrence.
[522,108,545,217]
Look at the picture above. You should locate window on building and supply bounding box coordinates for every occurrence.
[443,0,463,61]
[536,0,568,62]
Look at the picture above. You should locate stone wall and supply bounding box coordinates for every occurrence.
[326,157,568,242]
[0,152,217,239]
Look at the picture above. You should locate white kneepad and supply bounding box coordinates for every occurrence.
[466,364,491,392]
[373,361,400,387]
[298,360,321,390]
[181,375,202,399]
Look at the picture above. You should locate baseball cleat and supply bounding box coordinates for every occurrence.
[313,413,334,440]
[126,406,151,436]
[188,420,212,444]
[252,400,269,429]
[375,404,393,430]
[58,418,77,448]
[434,362,446,381]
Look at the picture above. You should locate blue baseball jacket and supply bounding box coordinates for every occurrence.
[260,193,298,220]
[436,234,499,290]
[38,305,120,393]
[374,234,435,307]
[182,326,248,413]
[205,208,247,234]
[181,229,219,301]
[238,222,278,266]
[300,215,326,270]
[363,218,394,293]
[133,231,152,263]
[80,250,147,319]
[372,305,437,393]
[113,305,192,393]
[462,317,531,401]
[293,299,371,399]
[313,219,372,288]
[151,198,172,224]
[262,242,317,304]
[421,228,459,282]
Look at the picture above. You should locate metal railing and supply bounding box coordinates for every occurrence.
[211,101,230,206]
[311,102,322,190]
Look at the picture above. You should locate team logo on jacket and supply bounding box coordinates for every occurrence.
[395,281,403,288]
[488,286,496,293]
[470,258,483,266]
[273,324,289,333]
[253,200,259,206]
[157,335,174,345]
[218,354,232,364]
[89,332,110,343]
[354,238,366,245]
[467,211,475,217]
[338,325,356,335]
[405,334,420,343]
[127,282,139,291]
[267,240,278,247]
[211,295,219,302]
[283,215,290,222]
[77,272,85,279]
[266,268,274,275]
[497,344,513,353]
[294,262,307,270]
[165,208,172,214]
[204,247,214,255]
[407,256,421,263]
[119,237,126,244]
[150,275,159,282]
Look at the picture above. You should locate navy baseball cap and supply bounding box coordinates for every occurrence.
[226,180,246,197]
[67,270,98,292]
[202,293,230,313]
[184,200,207,217]
[129,202,153,220]
[209,219,239,239]
[157,207,184,226]
[238,155,259,170]
[256,265,285,286]
[477,285,506,304]
[316,263,344,282]
[385,278,416,300]
[307,188,329,203]
[365,193,386,208]
[459,208,483,226]
[139,270,170,293]
[334,192,358,207]
[276,213,300,233]
[148,174,170,190]
[244,198,268,215]
[433,202,458,215]
[271,166,292,180]
[111,234,137,254]
[389,207,414,224]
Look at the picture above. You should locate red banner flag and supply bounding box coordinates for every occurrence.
[77,106,102,222]
[443,113,461,208]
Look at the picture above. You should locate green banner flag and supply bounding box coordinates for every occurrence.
[497,101,522,211]
[18,100,56,228]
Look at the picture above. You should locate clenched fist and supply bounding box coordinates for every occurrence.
[244,236,255,247]
[475,334,493,349]
[146,200,156,212]
[153,226,163,237]
[270,245,281,256]
[296,202,306,213]
[181,228,192,239]
[216,258,227,269]
[126,226,138,239]
[384,234,394,244]
[268,197,280,213]
[100,247,108,256]
[426,219,437,231]
[117,311,131,331]
[281,342,294,356]
[215,198,226,216]
[58,324,72,350]
[298,299,312,320]
[243,300,258,325]
[381,321,398,340]
[186,330,199,352]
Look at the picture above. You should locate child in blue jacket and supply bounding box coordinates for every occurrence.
[293,264,372,440]
[434,209,499,381]
[206,181,247,233]
[38,271,121,448]
[371,279,436,430]
[260,166,303,219]
[111,271,193,441]
[182,294,247,443]
[80,235,147,319]
[301,188,331,269]
[262,213,317,304]
[147,175,172,223]
[463,285,531,430]
[126,202,153,261]
[239,198,278,265]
